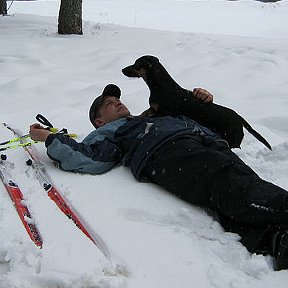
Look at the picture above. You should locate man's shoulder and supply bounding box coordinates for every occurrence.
[83,118,128,144]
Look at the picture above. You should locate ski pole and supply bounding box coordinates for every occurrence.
[0,131,77,148]
[0,141,38,152]
[0,134,31,146]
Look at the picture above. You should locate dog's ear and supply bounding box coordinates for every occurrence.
[147,56,159,69]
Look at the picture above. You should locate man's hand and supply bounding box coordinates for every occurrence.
[192,88,213,103]
[29,123,51,142]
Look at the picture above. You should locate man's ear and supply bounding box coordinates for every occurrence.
[95,119,105,127]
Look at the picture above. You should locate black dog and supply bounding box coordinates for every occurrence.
[122,55,271,150]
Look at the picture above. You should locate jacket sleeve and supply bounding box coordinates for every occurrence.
[45,134,121,175]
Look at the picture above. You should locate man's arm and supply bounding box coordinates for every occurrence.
[30,124,120,175]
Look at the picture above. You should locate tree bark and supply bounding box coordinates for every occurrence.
[58,0,83,35]
[0,0,7,15]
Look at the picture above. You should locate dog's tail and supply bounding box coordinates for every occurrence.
[242,119,272,150]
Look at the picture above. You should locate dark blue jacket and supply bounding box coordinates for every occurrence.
[45,115,222,179]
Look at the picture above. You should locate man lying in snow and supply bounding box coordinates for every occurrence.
[29,84,288,271]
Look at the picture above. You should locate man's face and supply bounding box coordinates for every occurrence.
[94,96,131,127]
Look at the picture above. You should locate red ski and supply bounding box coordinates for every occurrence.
[0,155,43,247]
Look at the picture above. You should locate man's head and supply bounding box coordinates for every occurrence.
[89,84,130,128]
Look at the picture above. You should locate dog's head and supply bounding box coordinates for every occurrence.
[122,55,160,79]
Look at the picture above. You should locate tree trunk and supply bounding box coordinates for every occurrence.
[58,0,83,35]
[0,0,7,15]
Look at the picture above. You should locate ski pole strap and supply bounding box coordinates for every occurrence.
[49,127,58,133]
[36,114,54,128]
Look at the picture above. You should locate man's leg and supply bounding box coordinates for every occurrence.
[208,148,288,226]
[144,136,288,226]
[143,136,288,269]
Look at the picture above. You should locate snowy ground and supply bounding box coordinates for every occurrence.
[1,0,288,287]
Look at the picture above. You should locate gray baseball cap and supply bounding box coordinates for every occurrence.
[89,84,121,128]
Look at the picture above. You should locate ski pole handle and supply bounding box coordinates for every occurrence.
[36,114,54,128]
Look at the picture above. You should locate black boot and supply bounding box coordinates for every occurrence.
[272,228,288,271]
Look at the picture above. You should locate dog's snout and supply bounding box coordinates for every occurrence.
[122,65,133,76]
[122,65,141,78]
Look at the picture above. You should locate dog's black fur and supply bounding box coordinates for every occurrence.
[122,55,271,150]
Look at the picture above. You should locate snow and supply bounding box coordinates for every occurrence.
[1,0,288,287]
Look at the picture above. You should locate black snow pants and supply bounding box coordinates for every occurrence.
[142,135,288,254]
